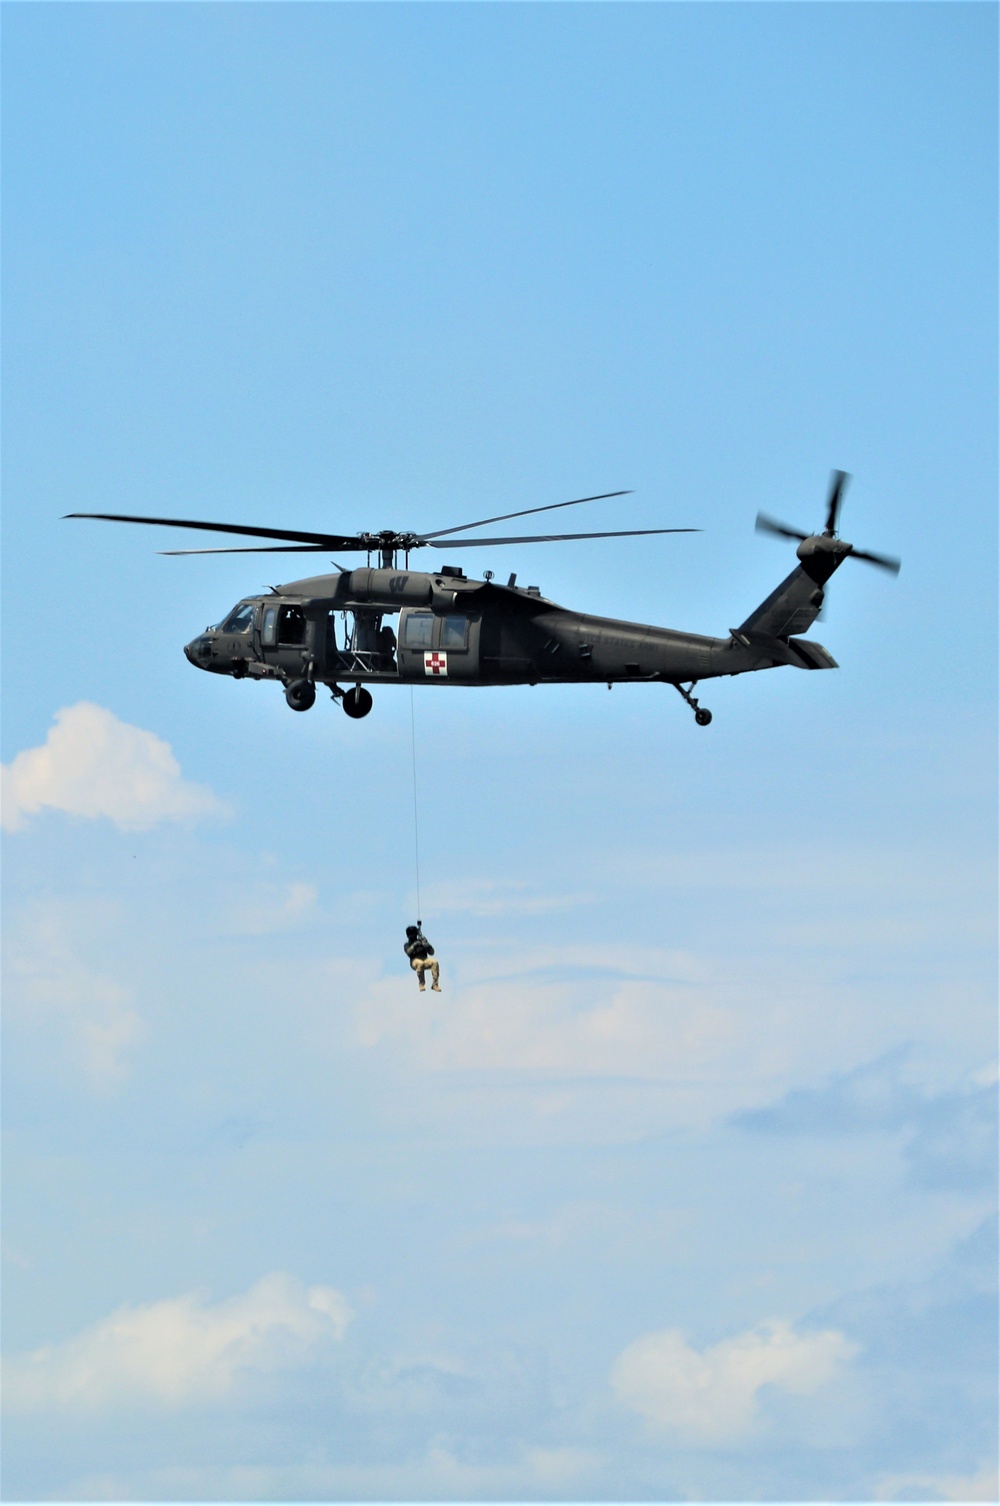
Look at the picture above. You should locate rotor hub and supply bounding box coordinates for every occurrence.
[796,534,852,561]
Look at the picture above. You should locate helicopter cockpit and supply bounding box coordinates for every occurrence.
[219,602,255,634]
[185,599,258,674]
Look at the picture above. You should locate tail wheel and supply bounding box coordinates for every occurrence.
[694,707,713,726]
[285,679,316,712]
[343,686,373,719]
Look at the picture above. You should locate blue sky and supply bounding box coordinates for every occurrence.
[1,4,996,1501]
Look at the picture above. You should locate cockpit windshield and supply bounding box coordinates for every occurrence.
[220,602,255,634]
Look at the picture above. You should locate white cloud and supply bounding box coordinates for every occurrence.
[6,906,142,1087]
[349,922,994,1138]
[611,1318,858,1442]
[876,1465,1000,1502]
[60,1446,604,1502]
[357,944,729,1076]
[235,880,319,935]
[421,878,592,918]
[353,942,851,1133]
[2,1273,351,1413]
[1,702,225,831]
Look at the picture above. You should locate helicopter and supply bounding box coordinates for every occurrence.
[67,472,898,726]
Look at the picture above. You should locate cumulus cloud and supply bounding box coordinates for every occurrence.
[2,1273,351,1412]
[6,905,142,1087]
[59,1446,604,1503]
[44,965,140,1088]
[1,702,225,831]
[876,1464,999,1502]
[236,880,319,935]
[357,945,730,1078]
[350,925,995,1139]
[611,1319,858,1442]
[733,1050,999,1192]
[422,879,592,918]
[353,943,826,1133]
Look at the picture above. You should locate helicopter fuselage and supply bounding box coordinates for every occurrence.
[184,559,838,721]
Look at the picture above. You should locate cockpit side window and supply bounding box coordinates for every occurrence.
[402,612,433,649]
[221,603,255,634]
[441,615,469,650]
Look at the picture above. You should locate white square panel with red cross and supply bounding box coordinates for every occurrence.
[424,651,448,677]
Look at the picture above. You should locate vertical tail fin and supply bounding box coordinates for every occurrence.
[739,563,827,639]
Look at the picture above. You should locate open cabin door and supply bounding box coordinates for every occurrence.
[321,608,399,680]
[258,601,312,678]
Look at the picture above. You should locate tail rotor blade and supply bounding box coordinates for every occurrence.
[755,512,808,542]
[824,470,850,535]
[850,546,901,575]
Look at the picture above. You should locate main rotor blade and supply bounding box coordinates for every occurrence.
[65,512,362,550]
[824,470,850,535]
[755,512,809,541]
[424,527,699,548]
[159,544,334,556]
[418,490,633,541]
[850,546,901,574]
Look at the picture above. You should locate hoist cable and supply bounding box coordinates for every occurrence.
[409,687,422,922]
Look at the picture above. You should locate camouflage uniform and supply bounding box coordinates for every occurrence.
[404,929,441,991]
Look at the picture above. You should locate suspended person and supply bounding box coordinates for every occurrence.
[404,924,441,992]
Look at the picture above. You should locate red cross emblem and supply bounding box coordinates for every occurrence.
[424,651,448,677]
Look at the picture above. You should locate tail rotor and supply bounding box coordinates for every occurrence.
[755,470,900,575]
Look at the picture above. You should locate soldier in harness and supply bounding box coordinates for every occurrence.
[404,924,441,992]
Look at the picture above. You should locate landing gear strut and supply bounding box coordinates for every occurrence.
[674,681,712,726]
[342,685,373,719]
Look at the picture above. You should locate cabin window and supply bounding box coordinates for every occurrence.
[441,615,469,651]
[261,606,278,647]
[221,602,255,634]
[278,605,306,645]
[403,612,433,649]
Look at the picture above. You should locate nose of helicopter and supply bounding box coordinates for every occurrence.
[184,634,213,670]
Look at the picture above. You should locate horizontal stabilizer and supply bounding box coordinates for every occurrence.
[729,628,838,670]
[786,637,838,670]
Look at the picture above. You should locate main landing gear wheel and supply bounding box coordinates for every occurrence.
[285,679,316,712]
[674,681,713,726]
[342,686,373,719]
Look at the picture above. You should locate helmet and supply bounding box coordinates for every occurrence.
[406,925,419,937]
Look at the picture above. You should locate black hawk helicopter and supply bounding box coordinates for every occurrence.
[68,472,898,725]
